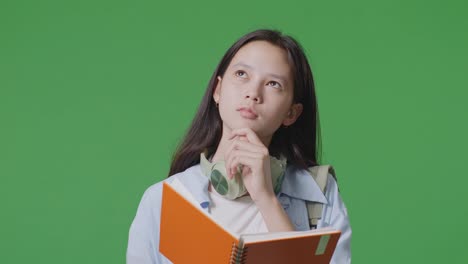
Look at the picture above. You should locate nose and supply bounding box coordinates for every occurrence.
[244,81,262,103]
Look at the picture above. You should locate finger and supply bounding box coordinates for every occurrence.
[226,138,266,157]
[242,166,251,178]
[225,137,268,177]
[225,149,263,179]
[224,139,266,177]
[229,154,262,178]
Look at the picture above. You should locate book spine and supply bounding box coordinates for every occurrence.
[229,243,248,264]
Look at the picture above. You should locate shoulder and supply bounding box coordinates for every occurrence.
[324,172,340,204]
[323,171,348,212]
[320,172,352,263]
[281,165,329,204]
[284,166,352,263]
[127,164,205,263]
[287,165,342,203]
[282,165,349,224]
[138,164,204,204]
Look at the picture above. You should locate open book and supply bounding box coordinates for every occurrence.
[159,180,341,264]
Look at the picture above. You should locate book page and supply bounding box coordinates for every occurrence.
[239,228,341,264]
[167,178,238,238]
[168,177,202,208]
[241,227,338,243]
[160,181,240,263]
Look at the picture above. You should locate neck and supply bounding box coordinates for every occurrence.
[211,124,273,163]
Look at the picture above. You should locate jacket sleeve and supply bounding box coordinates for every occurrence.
[318,174,352,264]
[126,182,172,264]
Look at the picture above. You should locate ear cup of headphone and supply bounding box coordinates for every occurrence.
[210,162,247,200]
[200,152,287,200]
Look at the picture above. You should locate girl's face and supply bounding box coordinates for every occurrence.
[213,40,303,139]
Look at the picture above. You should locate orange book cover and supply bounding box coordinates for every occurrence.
[160,181,341,264]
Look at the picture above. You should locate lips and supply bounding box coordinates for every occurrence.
[237,107,258,119]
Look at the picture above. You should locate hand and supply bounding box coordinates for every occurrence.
[224,128,275,203]
[224,128,296,232]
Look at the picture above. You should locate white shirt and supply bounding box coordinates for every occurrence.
[126,164,352,264]
[209,185,268,236]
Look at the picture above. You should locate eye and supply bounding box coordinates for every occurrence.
[267,81,281,89]
[235,70,247,78]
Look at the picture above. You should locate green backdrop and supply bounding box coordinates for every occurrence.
[1,0,467,263]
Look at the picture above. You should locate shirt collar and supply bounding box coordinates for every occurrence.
[280,166,328,204]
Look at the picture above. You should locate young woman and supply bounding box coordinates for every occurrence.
[127,29,352,263]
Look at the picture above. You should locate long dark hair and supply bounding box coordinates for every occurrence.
[168,29,322,177]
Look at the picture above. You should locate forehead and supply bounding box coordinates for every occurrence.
[228,40,293,80]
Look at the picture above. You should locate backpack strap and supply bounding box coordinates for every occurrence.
[306,165,336,229]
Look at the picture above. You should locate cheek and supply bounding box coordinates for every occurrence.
[265,101,291,123]
[265,112,286,129]
[220,85,241,103]
[218,89,237,117]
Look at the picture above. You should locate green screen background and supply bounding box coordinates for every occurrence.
[1,0,467,263]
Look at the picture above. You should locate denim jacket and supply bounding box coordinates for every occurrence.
[127,164,352,263]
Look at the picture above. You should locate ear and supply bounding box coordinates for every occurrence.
[213,76,222,103]
[282,103,303,126]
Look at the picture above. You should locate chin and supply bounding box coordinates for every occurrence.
[224,121,253,131]
[235,123,263,134]
[223,117,268,133]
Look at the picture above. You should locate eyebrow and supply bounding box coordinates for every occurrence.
[232,62,289,84]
